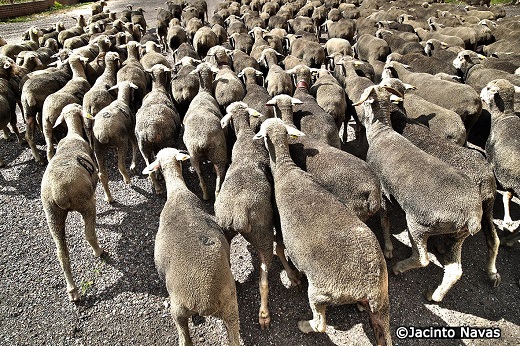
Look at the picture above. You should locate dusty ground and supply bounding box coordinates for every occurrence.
[1,1,520,345]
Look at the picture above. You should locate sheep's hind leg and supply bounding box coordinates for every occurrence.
[426,232,468,302]
[482,198,501,286]
[392,219,430,275]
[213,162,226,199]
[502,191,520,231]
[367,299,392,346]
[190,155,209,200]
[170,305,193,346]
[298,285,328,333]
[258,251,272,329]
[116,141,131,184]
[80,197,103,258]
[275,243,302,288]
[380,198,393,259]
[25,114,45,165]
[220,296,241,346]
[45,207,79,301]
[95,145,114,203]
[128,133,138,173]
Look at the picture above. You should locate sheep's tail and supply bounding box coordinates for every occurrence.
[232,205,252,234]
[468,208,483,236]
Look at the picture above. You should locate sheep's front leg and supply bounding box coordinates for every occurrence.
[44,207,79,301]
[128,133,138,173]
[298,286,328,333]
[43,118,56,161]
[393,219,430,275]
[80,197,103,258]
[380,200,393,259]
[258,252,271,329]
[426,232,468,302]
[214,162,226,199]
[190,155,208,200]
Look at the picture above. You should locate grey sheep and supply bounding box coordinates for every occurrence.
[43,54,91,161]
[156,8,174,51]
[136,65,181,194]
[90,81,139,203]
[183,62,228,200]
[171,56,201,115]
[0,77,23,167]
[214,102,274,329]
[166,19,188,52]
[143,148,240,346]
[229,32,254,54]
[258,48,293,97]
[21,59,72,164]
[266,94,382,224]
[286,35,325,68]
[193,26,219,58]
[353,85,483,302]
[253,118,391,345]
[375,29,424,56]
[354,33,391,64]
[324,38,353,58]
[82,52,121,145]
[58,15,87,46]
[453,50,520,93]
[323,18,356,42]
[310,68,347,132]
[381,77,501,286]
[286,65,341,148]
[41,103,102,302]
[117,41,149,110]
[481,79,520,242]
[213,55,246,111]
[414,27,465,49]
[238,67,274,131]
[383,61,482,135]
[229,49,260,74]
[1,26,42,59]
[140,41,172,70]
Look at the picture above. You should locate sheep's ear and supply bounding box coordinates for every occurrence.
[53,113,65,128]
[3,61,11,69]
[290,97,303,105]
[175,152,190,161]
[352,86,375,106]
[142,160,161,174]
[108,84,119,91]
[402,82,416,90]
[221,113,232,128]
[237,70,244,77]
[83,112,95,120]
[253,131,266,140]
[79,56,89,63]
[286,67,295,74]
[255,69,263,76]
[389,94,403,104]
[285,125,305,138]
[247,108,263,118]
[129,82,139,89]
[514,86,520,93]
[265,98,277,106]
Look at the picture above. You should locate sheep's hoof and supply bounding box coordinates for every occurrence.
[259,312,271,330]
[502,220,520,232]
[154,187,163,195]
[297,320,315,334]
[68,287,80,302]
[0,159,5,168]
[392,263,405,275]
[356,302,366,312]
[104,196,114,203]
[488,272,502,287]
[384,248,393,259]
[93,248,104,258]
[425,290,442,302]
[36,157,47,166]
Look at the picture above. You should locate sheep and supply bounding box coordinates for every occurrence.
[183,62,228,200]
[379,77,501,286]
[41,103,102,302]
[171,56,201,116]
[21,59,72,164]
[266,94,382,224]
[215,102,274,329]
[257,48,293,97]
[131,7,147,32]
[212,23,228,45]
[43,54,91,161]
[39,22,65,47]
[156,8,174,50]
[58,15,87,46]
[91,1,107,16]
[1,26,42,59]
[238,67,274,131]
[0,78,23,164]
[324,38,353,58]
[117,41,149,111]
[143,148,240,346]
[192,26,219,58]
[250,27,271,61]
[253,118,391,345]
[383,61,482,135]
[229,32,254,54]
[212,53,246,111]
[84,35,111,85]
[286,35,325,68]
[173,42,200,63]
[309,68,347,132]
[375,29,424,56]
[229,49,260,73]
[414,27,466,49]
[453,50,520,94]
[481,79,520,241]
[286,65,341,148]
[90,81,139,203]
[353,84,483,302]
[140,41,172,70]
[82,52,121,145]
[166,19,188,53]
[323,18,356,42]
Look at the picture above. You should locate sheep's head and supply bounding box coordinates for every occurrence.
[253,118,304,160]
[221,102,264,129]
[286,64,311,88]
[353,85,403,126]
[452,50,485,71]
[480,79,519,110]
[54,103,84,128]
[143,148,189,175]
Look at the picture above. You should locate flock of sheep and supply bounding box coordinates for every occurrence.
[1,0,520,345]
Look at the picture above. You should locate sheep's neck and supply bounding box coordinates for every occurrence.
[28,30,39,43]
[127,46,140,61]
[342,63,360,80]
[198,72,213,92]
[267,134,296,170]
[277,106,296,126]
[102,61,118,85]
[70,62,87,80]
[117,87,133,104]
[160,162,187,199]
[265,55,278,68]
[65,116,85,137]
[152,73,168,92]
[233,113,254,137]
[489,95,515,124]
[365,101,394,142]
